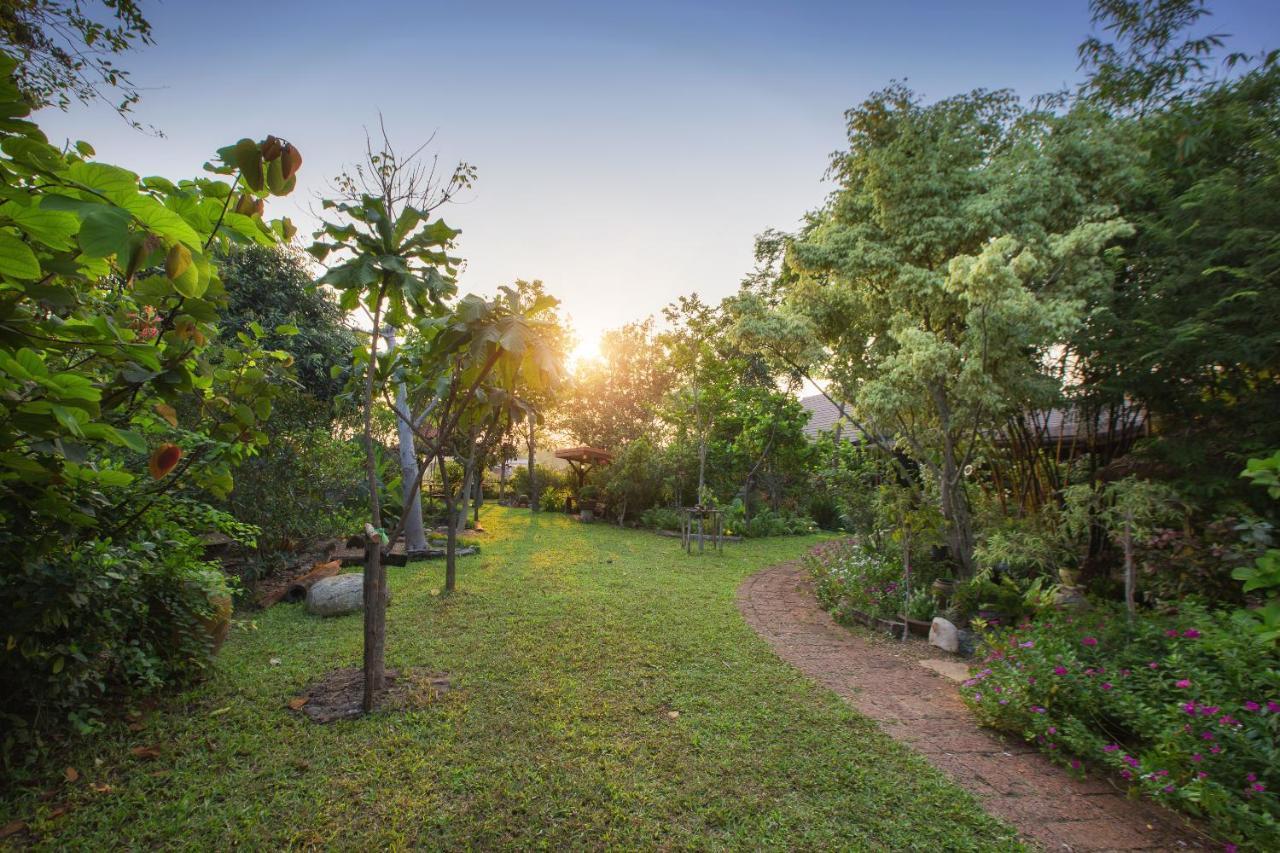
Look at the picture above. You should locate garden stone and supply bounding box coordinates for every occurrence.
[928,616,960,653]
[306,573,389,617]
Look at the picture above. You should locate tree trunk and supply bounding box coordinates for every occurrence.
[438,452,457,592]
[361,302,386,714]
[384,329,427,553]
[932,382,976,576]
[362,525,385,711]
[526,422,538,513]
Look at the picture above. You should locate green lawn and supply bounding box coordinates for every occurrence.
[3,508,1019,850]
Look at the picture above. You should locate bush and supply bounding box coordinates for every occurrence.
[723,499,817,538]
[961,604,1280,849]
[804,539,903,619]
[640,506,683,532]
[1,514,239,766]
[539,487,571,513]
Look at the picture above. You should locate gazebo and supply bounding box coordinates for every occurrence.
[553,446,613,492]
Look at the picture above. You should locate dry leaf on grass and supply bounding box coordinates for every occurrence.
[63,766,79,782]
[0,820,27,839]
[667,710,680,719]
[90,782,113,794]
[47,803,70,819]
[286,696,309,710]
[129,745,161,760]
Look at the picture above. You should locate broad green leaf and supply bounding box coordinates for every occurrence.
[77,206,133,258]
[8,205,79,250]
[65,161,140,206]
[0,232,41,279]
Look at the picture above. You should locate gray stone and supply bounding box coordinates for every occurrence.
[928,616,960,653]
[306,573,390,617]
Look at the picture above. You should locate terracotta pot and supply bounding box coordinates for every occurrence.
[932,578,957,598]
[901,616,933,638]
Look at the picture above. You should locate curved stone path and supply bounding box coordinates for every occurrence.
[736,561,1206,851]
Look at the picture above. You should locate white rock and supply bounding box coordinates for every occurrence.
[928,616,960,653]
[306,573,390,617]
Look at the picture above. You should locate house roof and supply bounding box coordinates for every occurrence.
[797,394,1147,449]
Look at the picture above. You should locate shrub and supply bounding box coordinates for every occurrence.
[804,539,902,619]
[961,604,1280,849]
[640,506,683,532]
[539,487,571,513]
[1,514,239,767]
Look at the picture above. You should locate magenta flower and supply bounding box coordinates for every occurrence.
[1081,636,1098,647]
[1244,701,1261,712]
[1202,731,1215,741]
[1182,628,1201,639]
[1254,783,1267,793]
[1191,754,1203,763]
[1183,702,1198,715]
[1019,640,1034,648]
[1120,769,1133,781]
[1053,666,1068,675]
[1247,773,1257,783]
[1267,701,1280,713]
[1103,744,1120,752]
[1210,745,1222,754]
[1123,754,1140,768]
[1148,662,1159,669]
[1070,759,1081,770]
[1197,771,1208,780]
[1175,679,1192,688]
[1165,629,1179,638]
[1030,706,1046,714]
[1101,682,1114,691]
[1047,726,1057,735]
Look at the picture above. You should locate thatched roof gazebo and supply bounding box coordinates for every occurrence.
[554,446,613,491]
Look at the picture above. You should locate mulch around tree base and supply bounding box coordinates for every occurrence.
[737,560,1209,852]
[288,667,452,724]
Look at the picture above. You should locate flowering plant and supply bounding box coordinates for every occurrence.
[804,539,903,619]
[960,601,1279,849]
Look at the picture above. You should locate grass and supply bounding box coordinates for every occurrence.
[1,508,1020,850]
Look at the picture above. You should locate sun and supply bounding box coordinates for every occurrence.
[569,333,602,372]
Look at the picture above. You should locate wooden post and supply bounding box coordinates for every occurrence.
[362,523,385,712]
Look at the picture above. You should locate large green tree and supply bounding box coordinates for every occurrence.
[749,86,1138,574]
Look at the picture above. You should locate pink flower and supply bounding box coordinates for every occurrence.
[1210,745,1222,754]
[1148,662,1159,669]
[1267,701,1280,713]
[1165,629,1179,638]
[1031,706,1046,714]
[1197,771,1208,780]
[1103,744,1120,752]
[1070,759,1081,770]
[1191,754,1203,763]
[1019,640,1034,648]
[1053,666,1068,675]
[1254,783,1266,793]
[1202,731,1215,741]
[1120,669,1131,677]
[1247,773,1257,783]
[1081,636,1098,647]
[1244,701,1261,712]
[1047,726,1057,735]
[1183,702,1198,715]
[1101,682,1113,691]
[1123,754,1140,768]
[1175,679,1192,688]
[1182,628,1201,639]
[1120,770,1133,781]
[1200,705,1220,716]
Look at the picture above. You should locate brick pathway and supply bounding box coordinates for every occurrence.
[736,561,1207,851]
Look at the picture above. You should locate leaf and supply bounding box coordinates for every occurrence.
[76,206,133,258]
[286,696,309,711]
[129,745,161,760]
[0,820,27,839]
[65,161,140,206]
[9,205,79,250]
[0,232,41,279]
[148,444,182,479]
[90,782,113,794]
[63,767,79,783]
[154,402,178,427]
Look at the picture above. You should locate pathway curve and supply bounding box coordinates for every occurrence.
[736,560,1205,851]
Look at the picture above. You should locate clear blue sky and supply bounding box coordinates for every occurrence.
[35,0,1280,361]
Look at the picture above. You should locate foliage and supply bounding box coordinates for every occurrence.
[805,539,903,620]
[538,487,570,514]
[560,318,672,451]
[0,0,152,122]
[723,499,816,538]
[1,503,242,763]
[961,603,1280,849]
[598,437,668,523]
[511,464,570,500]
[904,588,935,621]
[0,47,301,739]
[1234,451,1280,643]
[1137,516,1262,606]
[639,505,682,532]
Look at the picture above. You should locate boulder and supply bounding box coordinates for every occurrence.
[306,573,390,617]
[928,616,960,653]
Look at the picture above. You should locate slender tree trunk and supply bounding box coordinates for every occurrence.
[931,382,976,576]
[526,420,538,513]
[385,329,427,553]
[438,452,458,593]
[362,302,387,712]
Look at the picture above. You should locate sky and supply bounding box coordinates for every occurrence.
[34,0,1280,364]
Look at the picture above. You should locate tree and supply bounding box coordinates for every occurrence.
[750,85,1138,575]
[1,1,154,126]
[310,136,562,711]
[560,318,672,451]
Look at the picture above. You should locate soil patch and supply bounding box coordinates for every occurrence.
[287,667,452,724]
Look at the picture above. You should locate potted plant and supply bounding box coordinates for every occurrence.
[900,588,935,637]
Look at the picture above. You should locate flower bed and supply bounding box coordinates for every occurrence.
[804,539,903,622]
[960,602,1279,849]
